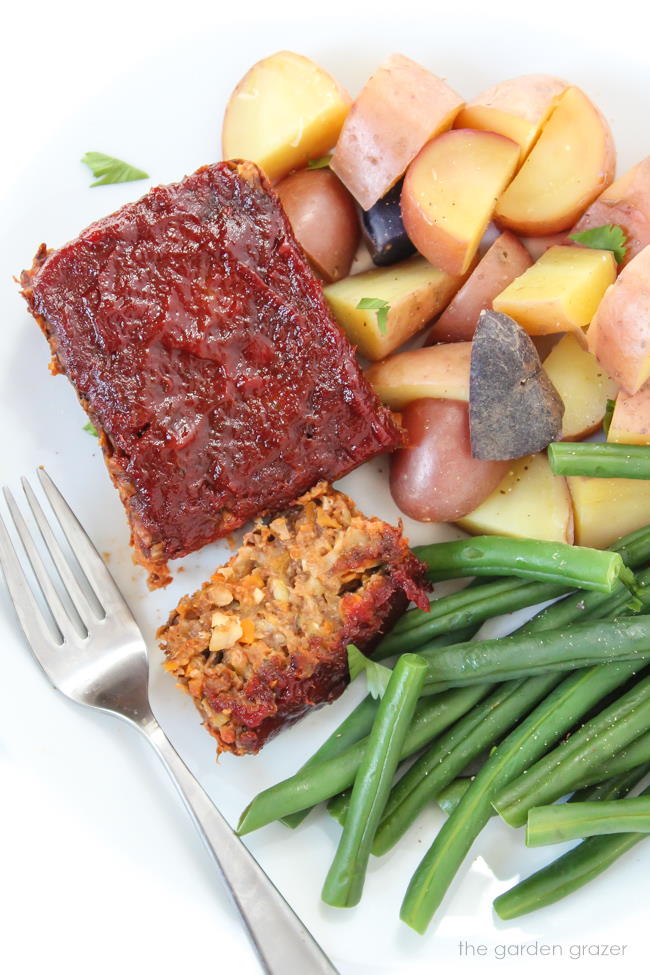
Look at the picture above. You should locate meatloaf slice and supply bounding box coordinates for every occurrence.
[20,161,401,588]
[158,482,429,755]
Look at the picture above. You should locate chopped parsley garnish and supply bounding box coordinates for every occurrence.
[356,297,391,335]
[347,644,392,699]
[569,224,628,264]
[83,421,99,437]
[307,155,332,170]
[81,152,149,187]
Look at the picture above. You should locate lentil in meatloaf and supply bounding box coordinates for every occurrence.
[20,161,402,588]
[158,483,429,755]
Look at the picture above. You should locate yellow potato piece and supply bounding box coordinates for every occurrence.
[365,343,471,408]
[494,87,615,235]
[456,73,568,161]
[493,245,616,336]
[608,384,650,445]
[457,452,574,544]
[323,257,463,361]
[568,475,650,548]
[222,51,351,183]
[401,129,520,276]
[543,334,618,440]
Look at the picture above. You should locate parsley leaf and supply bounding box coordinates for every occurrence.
[307,155,332,170]
[569,224,628,264]
[603,398,616,436]
[347,644,392,699]
[83,421,98,437]
[81,152,149,187]
[356,297,391,336]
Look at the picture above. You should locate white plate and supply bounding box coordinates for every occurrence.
[1,4,649,974]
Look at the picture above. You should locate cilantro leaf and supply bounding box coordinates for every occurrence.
[356,297,391,336]
[307,155,332,170]
[569,224,628,264]
[347,644,392,699]
[603,398,616,436]
[83,421,98,437]
[81,152,149,187]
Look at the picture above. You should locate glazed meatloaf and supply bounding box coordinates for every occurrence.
[158,483,429,755]
[21,161,401,588]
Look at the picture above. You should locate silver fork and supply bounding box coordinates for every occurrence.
[0,468,339,975]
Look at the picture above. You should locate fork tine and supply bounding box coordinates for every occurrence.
[22,476,101,627]
[36,468,136,620]
[3,487,85,644]
[0,511,63,679]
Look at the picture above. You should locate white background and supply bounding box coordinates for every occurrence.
[1,2,650,974]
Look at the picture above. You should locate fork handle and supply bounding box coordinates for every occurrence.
[140,718,339,975]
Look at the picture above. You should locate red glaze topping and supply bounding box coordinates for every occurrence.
[22,162,401,581]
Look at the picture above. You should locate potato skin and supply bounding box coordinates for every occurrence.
[494,87,616,236]
[588,244,650,394]
[401,129,519,276]
[469,310,564,460]
[571,157,650,267]
[390,398,508,522]
[456,74,569,159]
[365,343,471,408]
[331,53,463,210]
[427,232,532,342]
[276,169,359,282]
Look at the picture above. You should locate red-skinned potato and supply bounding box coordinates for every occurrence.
[608,383,650,445]
[571,157,650,266]
[587,244,650,394]
[427,232,532,342]
[455,74,569,162]
[494,87,615,236]
[401,129,520,276]
[275,169,359,282]
[519,232,568,262]
[330,54,463,211]
[390,399,509,522]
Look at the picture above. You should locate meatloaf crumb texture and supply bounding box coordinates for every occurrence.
[158,483,429,755]
[21,161,401,588]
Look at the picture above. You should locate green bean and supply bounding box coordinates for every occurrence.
[397,542,650,933]
[527,795,650,846]
[494,672,650,827]
[332,567,650,838]
[400,638,644,932]
[284,629,477,831]
[322,654,428,908]
[494,782,650,919]
[280,695,380,829]
[373,678,549,857]
[388,578,516,635]
[570,737,650,791]
[377,578,567,655]
[569,762,650,804]
[413,536,635,593]
[373,624,478,661]
[282,626,478,829]
[291,529,650,828]
[418,617,650,694]
[548,442,650,480]
[437,778,473,816]
[327,790,351,826]
[237,683,491,835]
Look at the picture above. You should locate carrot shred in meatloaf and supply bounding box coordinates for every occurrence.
[158,483,429,755]
[20,161,401,588]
